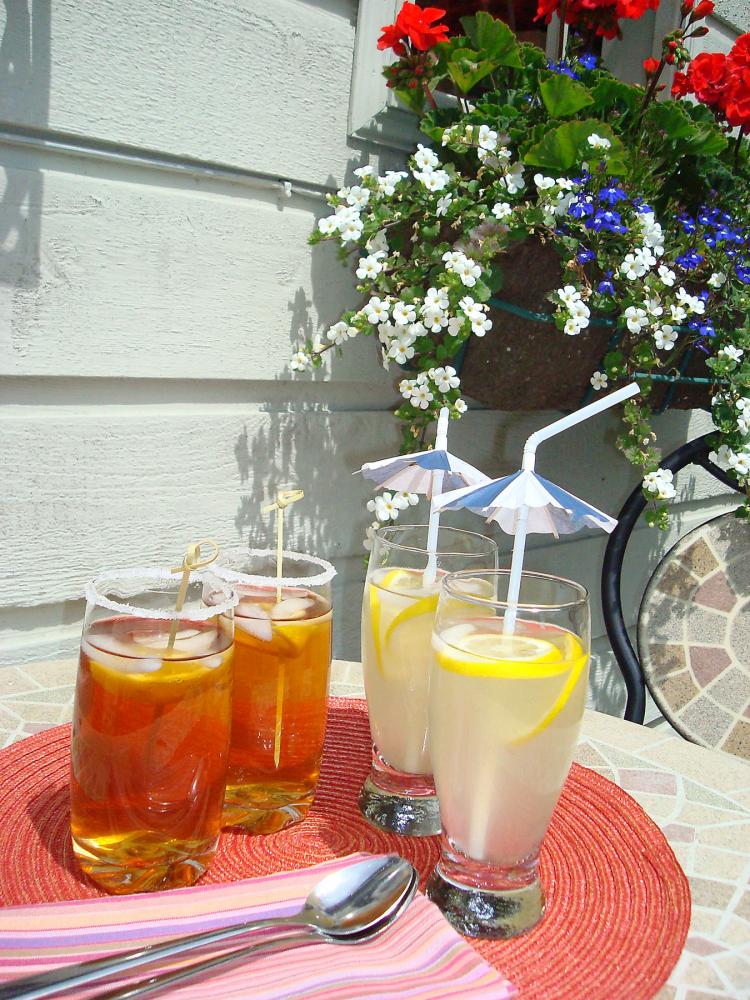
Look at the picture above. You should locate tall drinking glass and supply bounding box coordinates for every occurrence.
[360,525,498,836]
[427,569,590,937]
[211,549,335,833]
[70,569,237,894]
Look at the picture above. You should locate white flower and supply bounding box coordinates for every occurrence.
[408,320,427,339]
[492,201,513,220]
[366,230,389,254]
[424,286,449,311]
[676,287,705,315]
[657,264,676,287]
[643,295,663,317]
[471,315,492,336]
[654,325,677,350]
[290,349,311,372]
[590,371,608,391]
[569,299,591,328]
[399,378,416,400]
[499,162,525,194]
[388,331,416,363]
[456,256,482,287]
[368,492,404,522]
[353,165,374,179]
[459,295,484,322]
[431,366,461,393]
[416,169,450,192]
[736,397,750,412]
[477,125,499,151]
[312,334,325,352]
[670,304,687,323]
[729,451,750,477]
[557,285,582,308]
[738,412,750,434]
[708,272,727,289]
[709,444,735,473]
[587,133,611,149]
[447,316,465,336]
[377,171,407,196]
[422,307,449,332]
[624,306,649,333]
[455,398,468,414]
[436,194,453,217]
[643,468,676,500]
[364,296,390,324]
[355,253,386,280]
[363,520,381,551]
[411,385,434,409]
[414,143,439,170]
[339,218,364,242]
[392,300,417,326]
[317,215,339,236]
[327,321,357,345]
[377,322,396,345]
[397,491,419,507]
[534,173,556,190]
[719,345,744,363]
[620,253,647,281]
[564,318,584,336]
[346,186,370,208]
[640,218,664,250]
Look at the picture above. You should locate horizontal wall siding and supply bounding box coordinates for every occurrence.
[0,0,741,725]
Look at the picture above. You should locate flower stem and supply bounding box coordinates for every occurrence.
[422,81,437,110]
[734,126,747,168]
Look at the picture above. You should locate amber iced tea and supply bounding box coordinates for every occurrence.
[222,585,332,833]
[70,572,236,895]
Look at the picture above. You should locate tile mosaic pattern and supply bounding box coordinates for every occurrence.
[639,512,750,760]
[2,659,750,998]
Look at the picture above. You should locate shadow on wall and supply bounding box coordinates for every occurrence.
[0,0,50,289]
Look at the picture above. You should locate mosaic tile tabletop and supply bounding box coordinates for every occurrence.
[2,658,750,998]
[639,512,750,760]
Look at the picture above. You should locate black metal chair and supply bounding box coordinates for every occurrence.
[601,433,743,724]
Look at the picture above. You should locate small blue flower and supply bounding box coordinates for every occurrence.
[676,249,703,270]
[577,248,595,264]
[597,270,615,295]
[577,53,598,70]
[736,264,750,284]
[699,320,716,338]
[633,200,654,215]
[598,184,627,206]
[547,59,580,80]
[587,209,627,234]
[568,199,594,219]
[698,289,710,301]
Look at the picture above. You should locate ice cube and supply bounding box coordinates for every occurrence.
[236,617,273,642]
[137,657,163,674]
[270,597,314,621]
[174,629,215,657]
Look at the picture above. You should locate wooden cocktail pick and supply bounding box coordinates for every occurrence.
[167,539,220,652]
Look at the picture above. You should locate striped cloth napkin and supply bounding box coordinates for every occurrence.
[0,854,516,999]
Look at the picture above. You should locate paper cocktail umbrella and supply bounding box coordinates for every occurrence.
[433,383,641,632]
[358,407,489,584]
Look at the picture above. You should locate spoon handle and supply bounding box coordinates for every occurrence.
[0,916,305,1000]
[89,933,316,1000]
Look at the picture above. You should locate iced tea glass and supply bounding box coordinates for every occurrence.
[211,548,335,833]
[360,525,498,837]
[427,569,590,938]
[70,568,237,894]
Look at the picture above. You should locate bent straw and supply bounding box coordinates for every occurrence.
[262,488,305,768]
[503,382,640,635]
[167,539,220,651]
[423,407,450,587]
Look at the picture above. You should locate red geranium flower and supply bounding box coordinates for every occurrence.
[691,0,715,18]
[643,57,660,75]
[728,33,750,72]
[671,70,691,97]
[687,51,730,107]
[378,3,449,55]
[536,0,657,39]
[724,66,750,127]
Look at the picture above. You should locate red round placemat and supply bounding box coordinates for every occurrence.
[0,698,690,999]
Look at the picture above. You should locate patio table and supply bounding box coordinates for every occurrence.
[1,657,749,999]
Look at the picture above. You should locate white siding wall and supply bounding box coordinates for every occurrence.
[0,1,743,719]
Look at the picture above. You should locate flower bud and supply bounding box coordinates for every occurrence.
[691,24,709,35]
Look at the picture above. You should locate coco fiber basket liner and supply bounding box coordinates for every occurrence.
[0,698,690,999]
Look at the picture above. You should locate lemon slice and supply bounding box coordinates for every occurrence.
[383,592,439,644]
[368,569,415,674]
[436,630,567,680]
[272,612,330,656]
[511,649,588,745]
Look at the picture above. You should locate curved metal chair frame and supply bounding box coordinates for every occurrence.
[601,433,743,724]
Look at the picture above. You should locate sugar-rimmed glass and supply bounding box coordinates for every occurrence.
[426,568,590,937]
[359,525,498,836]
[211,548,335,833]
[70,568,237,894]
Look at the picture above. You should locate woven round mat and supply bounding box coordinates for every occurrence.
[0,698,690,1000]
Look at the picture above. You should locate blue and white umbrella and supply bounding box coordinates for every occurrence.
[433,468,616,537]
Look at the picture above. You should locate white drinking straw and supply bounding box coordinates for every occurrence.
[503,383,640,634]
[423,407,450,587]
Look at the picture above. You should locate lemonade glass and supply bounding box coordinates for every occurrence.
[427,569,590,938]
[211,549,335,833]
[70,568,237,894]
[360,525,498,836]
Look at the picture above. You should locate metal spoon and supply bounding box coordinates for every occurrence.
[0,856,415,1000]
[91,869,418,1000]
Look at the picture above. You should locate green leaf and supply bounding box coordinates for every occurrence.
[645,100,728,157]
[393,85,425,114]
[460,12,522,68]
[447,47,496,93]
[590,77,641,114]
[472,278,491,302]
[539,73,594,118]
[486,264,504,293]
[645,101,696,140]
[522,119,627,174]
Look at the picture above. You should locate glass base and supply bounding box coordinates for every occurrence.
[358,774,441,837]
[426,864,544,939]
[222,782,314,834]
[72,834,217,895]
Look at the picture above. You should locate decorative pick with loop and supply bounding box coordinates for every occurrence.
[167,539,220,651]
[262,489,305,768]
[262,489,305,603]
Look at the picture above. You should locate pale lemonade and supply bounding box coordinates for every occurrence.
[430,619,588,866]
[361,567,442,774]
